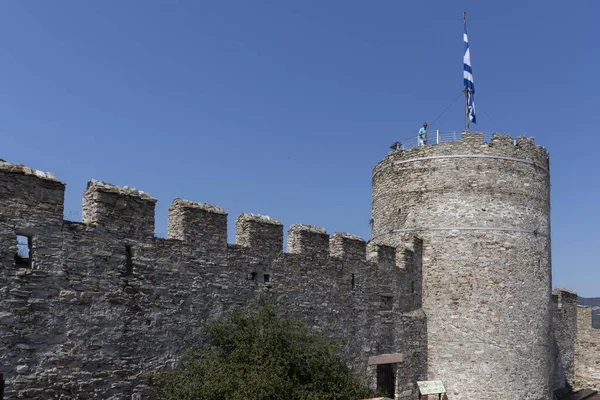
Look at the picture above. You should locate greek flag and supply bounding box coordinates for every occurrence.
[463,23,476,124]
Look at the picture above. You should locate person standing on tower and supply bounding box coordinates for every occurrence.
[418,122,428,146]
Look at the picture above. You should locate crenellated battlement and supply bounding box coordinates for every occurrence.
[375,132,550,177]
[0,157,399,272]
[0,157,403,273]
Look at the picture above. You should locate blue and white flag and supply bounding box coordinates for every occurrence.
[463,23,476,124]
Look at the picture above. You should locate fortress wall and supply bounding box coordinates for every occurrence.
[372,132,553,400]
[0,162,69,396]
[551,289,579,391]
[0,158,421,398]
[575,306,600,391]
[392,235,427,399]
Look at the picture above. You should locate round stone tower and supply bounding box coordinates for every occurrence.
[371,132,552,400]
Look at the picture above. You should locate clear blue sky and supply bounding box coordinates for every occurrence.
[1,1,598,297]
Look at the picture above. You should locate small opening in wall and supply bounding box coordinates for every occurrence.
[249,272,257,281]
[592,309,600,330]
[351,273,355,290]
[145,320,152,326]
[263,274,270,283]
[125,246,133,276]
[15,235,32,268]
[411,280,415,294]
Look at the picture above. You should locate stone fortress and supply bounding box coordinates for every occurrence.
[0,131,598,399]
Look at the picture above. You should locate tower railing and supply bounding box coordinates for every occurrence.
[392,130,498,151]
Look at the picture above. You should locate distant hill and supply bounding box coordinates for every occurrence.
[578,297,600,306]
[578,297,600,329]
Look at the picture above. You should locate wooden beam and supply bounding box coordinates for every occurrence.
[368,352,403,365]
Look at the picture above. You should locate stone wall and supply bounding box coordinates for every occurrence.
[371,132,553,400]
[3,129,599,400]
[0,159,425,399]
[575,306,600,391]
[551,289,600,394]
[552,289,579,392]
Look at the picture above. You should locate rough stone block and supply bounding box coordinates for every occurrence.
[167,198,227,257]
[329,232,366,262]
[82,180,156,239]
[287,224,329,260]
[235,213,283,260]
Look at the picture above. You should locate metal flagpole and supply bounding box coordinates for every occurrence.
[464,12,469,132]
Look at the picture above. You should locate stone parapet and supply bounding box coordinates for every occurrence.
[375,132,550,177]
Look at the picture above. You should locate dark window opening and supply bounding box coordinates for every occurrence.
[376,364,395,398]
[411,280,415,294]
[15,235,32,268]
[351,273,355,290]
[249,272,257,281]
[263,274,270,283]
[125,246,133,276]
[592,309,600,330]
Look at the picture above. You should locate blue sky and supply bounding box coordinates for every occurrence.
[1,1,598,297]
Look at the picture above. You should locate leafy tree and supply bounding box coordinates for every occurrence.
[152,300,374,399]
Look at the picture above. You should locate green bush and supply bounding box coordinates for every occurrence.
[152,301,374,399]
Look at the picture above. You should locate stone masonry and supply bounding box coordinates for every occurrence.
[574,305,600,391]
[0,159,424,399]
[0,130,599,400]
[551,288,600,393]
[372,132,553,399]
[552,289,579,392]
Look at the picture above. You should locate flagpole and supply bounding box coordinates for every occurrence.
[464,12,469,132]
